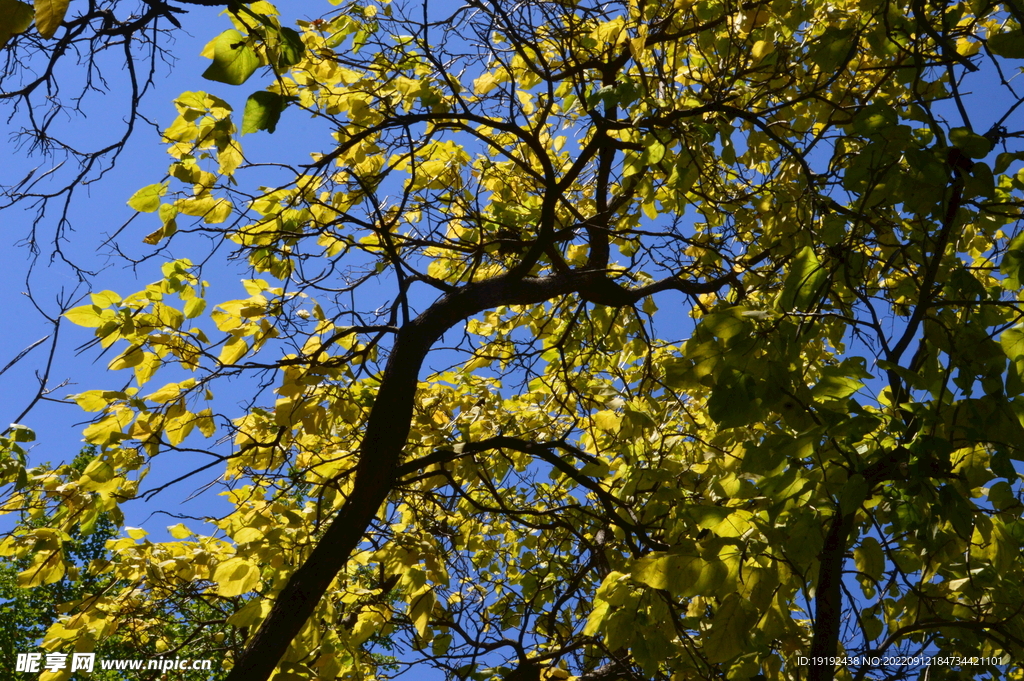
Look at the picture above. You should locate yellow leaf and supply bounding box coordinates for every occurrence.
[18,551,64,587]
[351,610,384,645]
[854,536,885,581]
[134,351,161,386]
[705,593,757,663]
[71,390,110,412]
[220,336,248,365]
[205,198,233,224]
[710,509,754,538]
[165,411,196,446]
[82,409,132,445]
[125,527,148,540]
[249,1,278,16]
[200,35,217,59]
[219,140,244,176]
[91,290,122,307]
[34,0,70,39]
[227,599,266,627]
[631,550,704,597]
[473,72,498,95]
[82,457,114,483]
[184,297,207,319]
[213,557,261,597]
[233,527,264,544]
[409,588,435,638]
[593,410,622,433]
[168,523,192,539]
[63,304,106,327]
[752,40,773,59]
[144,382,182,404]
[127,183,167,213]
[196,408,217,437]
[109,346,144,371]
[176,195,215,217]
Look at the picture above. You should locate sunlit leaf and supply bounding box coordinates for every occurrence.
[202,29,260,86]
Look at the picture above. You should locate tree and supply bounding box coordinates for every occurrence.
[0,444,236,679]
[3,0,1024,680]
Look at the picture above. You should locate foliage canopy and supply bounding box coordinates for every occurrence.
[4,0,1024,680]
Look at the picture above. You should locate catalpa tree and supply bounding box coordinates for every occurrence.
[3,0,1024,680]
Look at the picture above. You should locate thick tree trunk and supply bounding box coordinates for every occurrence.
[806,511,855,681]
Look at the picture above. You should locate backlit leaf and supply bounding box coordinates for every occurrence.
[705,593,757,663]
[33,0,69,39]
[0,0,34,48]
[64,305,106,327]
[242,91,288,134]
[779,246,826,311]
[988,30,1024,59]
[127,183,167,213]
[219,336,248,365]
[202,29,260,86]
[213,557,261,597]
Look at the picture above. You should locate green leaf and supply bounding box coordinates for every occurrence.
[949,127,992,159]
[242,91,288,134]
[809,26,855,72]
[276,26,305,68]
[643,137,666,164]
[707,368,757,427]
[938,485,975,539]
[33,0,69,39]
[202,29,260,86]
[838,473,869,515]
[988,30,1024,59]
[1000,231,1024,290]
[8,424,35,442]
[952,446,993,488]
[631,549,704,597]
[127,183,167,213]
[705,593,757,663]
[994,151,1024,175]
[812,367,865,401]
[853,536,885,581]
[779,246,826,311]
[0,0,34,48]
[1000,326,1024,362]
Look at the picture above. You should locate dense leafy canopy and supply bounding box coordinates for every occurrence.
[0,448,234,680]
[3,0,1024,680]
